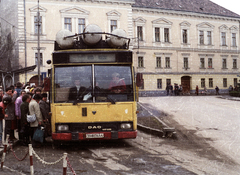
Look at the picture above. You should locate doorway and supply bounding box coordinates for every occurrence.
[181,76,191,93]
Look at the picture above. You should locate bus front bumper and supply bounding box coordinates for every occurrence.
[52,131,137,141]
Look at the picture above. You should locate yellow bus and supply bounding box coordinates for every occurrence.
[44,25,142,144]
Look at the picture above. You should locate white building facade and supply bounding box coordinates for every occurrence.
[1,0,239,94]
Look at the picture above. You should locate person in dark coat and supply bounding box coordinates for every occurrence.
[68,79,88,101]
[170,84,173,95]
[3,87,17,142]
[39,93,51,136]
[20,94,31,145]
[166,85,170,96]
[215,86,220,95]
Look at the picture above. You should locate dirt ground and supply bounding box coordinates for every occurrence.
[137,101,239,174]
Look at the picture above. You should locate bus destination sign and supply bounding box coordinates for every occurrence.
[69,54,116,63]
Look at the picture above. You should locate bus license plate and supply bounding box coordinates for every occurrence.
[86,133,104,139]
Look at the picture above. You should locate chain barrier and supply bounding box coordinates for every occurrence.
[66,157,77,175]
[32,149,64,165]
[10,144,29,161]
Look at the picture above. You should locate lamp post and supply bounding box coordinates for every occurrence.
[37,0,41,86]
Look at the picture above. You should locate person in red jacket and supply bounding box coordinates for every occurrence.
[0,97,12,147]
[0,101,5,147]
[108,72,126,93]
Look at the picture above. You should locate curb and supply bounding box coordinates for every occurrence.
[218,96,240,101]
[137,124,176,138]
[137,102,176,138]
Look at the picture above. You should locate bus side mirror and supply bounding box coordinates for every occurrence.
[136,73,143,87]
[43,77,50,92]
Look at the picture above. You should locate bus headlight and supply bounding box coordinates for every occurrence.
[120,123,131,129]
[57,125,69,131]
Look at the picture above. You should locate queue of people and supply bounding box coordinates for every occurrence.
[166,84,182,96]
[0,82,50,148]
[165,84,234,96]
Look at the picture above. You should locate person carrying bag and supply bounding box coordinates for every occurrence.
[33,125,44,143]
[29,94,43,148]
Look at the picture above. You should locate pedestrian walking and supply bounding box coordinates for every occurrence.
[15,90,26,141]
[20,94,31,145]
[29,94,43,148]
[179,85,183,95]
[195,85,199,95]
[166,85,170,96]
[170,84,173,96]
[3,87,17,142]
[204,86,207,95]
[229,85,233,92]
[215,86,220,95]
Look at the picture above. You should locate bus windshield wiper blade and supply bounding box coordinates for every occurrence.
[107,96,115,104]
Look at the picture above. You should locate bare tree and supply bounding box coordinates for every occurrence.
[0,28,20,87]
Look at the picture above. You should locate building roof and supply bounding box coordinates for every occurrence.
[133,0,240,18]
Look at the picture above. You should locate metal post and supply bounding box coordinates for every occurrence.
[1,134,9,169]
[29,144,34,175]
[37,0,41,86]
[24,0,27,83]
[63,153,67,175]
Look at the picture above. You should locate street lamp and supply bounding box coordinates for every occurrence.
[37,0,41,86]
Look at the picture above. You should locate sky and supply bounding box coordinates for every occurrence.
[210,0,240,15]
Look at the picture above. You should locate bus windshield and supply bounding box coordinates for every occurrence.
[54,65,134,103]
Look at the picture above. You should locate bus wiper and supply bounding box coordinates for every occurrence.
[107,96,115,104]
[73,99,80,105]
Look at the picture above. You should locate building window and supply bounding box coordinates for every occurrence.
[223,78,227,87]
[199,30,204,44]
[184,57,188,69]
[232,33,236,47]
[156,57,161,68]
[138,56,144,67]
[35,53,43,66]
[78,18,85,33]
[207,31,212,45]
[209,78,213,88]
[34,16,42,34]
[201,78,205,88]
[182,29,187,43]
[64,18,72,31]
[200,58,205,68]
[137,26,143,41]
[221,32,226,46]
[157,79,162,89]
[165,57,170,68]
[155,28,160,42]
[164,28,169,42]
[139,79,144,89]
[233,59,237,69]
[234,78,237,87]
[222,58,227,69]
[208,58,212,68]
[110,20,117,32]
[166,79,171,86]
